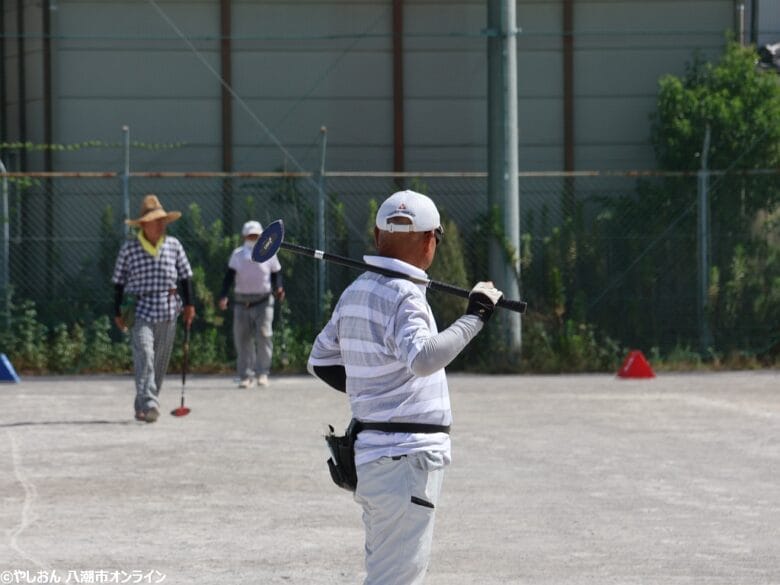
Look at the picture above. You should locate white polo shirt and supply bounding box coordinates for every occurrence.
[228,245,281,295]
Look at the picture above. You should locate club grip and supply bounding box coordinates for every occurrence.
[496,297,528,314]
[428,280,527,314]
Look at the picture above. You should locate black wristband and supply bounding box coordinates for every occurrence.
[271,270,283,291]
[114,283,125,317]
[180,278,194,306]
[220,269,236,299]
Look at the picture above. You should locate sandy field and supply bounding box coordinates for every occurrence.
[1,371,779,584]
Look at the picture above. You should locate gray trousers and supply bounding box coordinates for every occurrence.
[233,297,275,379]
[354,452,446,585]
[131,318,177,412]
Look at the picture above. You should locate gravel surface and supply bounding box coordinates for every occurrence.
[1,371,778,584]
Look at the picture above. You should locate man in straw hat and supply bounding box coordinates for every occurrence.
[308,190,503,584]
[112,194,196,423]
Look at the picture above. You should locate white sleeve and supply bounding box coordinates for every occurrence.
[307,312,344,370]
[227,249,240,270]
[408,315,483,377]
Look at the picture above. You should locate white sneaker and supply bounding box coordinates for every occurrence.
[238,378,255,389]
[257,374,269,387]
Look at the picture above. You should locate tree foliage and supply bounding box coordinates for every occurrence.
[651,40,780,173]
[645,40,780,356]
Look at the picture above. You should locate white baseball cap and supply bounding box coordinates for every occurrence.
[375,190,442,233]
[241,220,263,237]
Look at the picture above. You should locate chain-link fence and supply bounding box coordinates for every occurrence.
[1,168,778,359]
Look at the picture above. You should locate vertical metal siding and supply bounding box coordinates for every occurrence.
[11,0,738,173]
[758,0,780,44]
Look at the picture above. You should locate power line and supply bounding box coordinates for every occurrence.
[144,0,366,242]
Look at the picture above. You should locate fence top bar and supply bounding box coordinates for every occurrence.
[0,171,314,179]
[325,172,489,178]
[0,172,120,178]
[325,169,780,178]
[1,169,777,179]
[134,172,313,178]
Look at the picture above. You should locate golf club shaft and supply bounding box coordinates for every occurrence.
[181,324,190,409]
[171,323,192,416]
[182,325,190,388]
[279,241,527,314]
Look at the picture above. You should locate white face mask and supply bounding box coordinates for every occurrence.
[243,240,255,251]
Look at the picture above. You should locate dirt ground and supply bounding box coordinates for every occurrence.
[1,371,779,584]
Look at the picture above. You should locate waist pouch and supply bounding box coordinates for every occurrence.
[324,418,451,492]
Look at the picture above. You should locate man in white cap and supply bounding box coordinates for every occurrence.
[112,194,196,423]
[307,190,503,584]
[219,220,285,388]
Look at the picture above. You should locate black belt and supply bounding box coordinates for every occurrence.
[241,295,270,308]
[357,421,450,434]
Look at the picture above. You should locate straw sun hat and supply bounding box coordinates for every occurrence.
[125,194,182,226]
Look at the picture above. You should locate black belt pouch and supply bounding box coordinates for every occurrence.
[325,419,361,492]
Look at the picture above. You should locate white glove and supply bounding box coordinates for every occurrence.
[466,281,504,322]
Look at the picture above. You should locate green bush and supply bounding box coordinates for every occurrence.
[84,316,132,373]
[7,300,48,371]
[50,323,82,373]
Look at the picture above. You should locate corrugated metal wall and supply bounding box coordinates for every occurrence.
[2,0,735,174]
[758,0,780,45]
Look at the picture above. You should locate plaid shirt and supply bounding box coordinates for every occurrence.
[112,236,193,323]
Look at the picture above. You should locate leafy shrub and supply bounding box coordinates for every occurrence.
[7,300,48,371]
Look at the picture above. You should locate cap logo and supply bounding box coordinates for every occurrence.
[376,190,439,233]
[393,203,415,217]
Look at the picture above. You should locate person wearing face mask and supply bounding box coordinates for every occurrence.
[219,220,285,388]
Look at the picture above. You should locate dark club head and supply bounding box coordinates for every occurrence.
[252,220,285,263]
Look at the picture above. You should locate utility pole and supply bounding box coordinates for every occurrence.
[122,125,131,238]
[316,126,328,327]
[697,125,713,353]
[0,157,9,326]
[487,0,521,349]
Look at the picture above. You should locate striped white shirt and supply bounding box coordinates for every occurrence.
[309,255,454,466]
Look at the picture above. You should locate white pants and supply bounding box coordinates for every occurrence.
[233,297,274,379]
[354,452,446,585]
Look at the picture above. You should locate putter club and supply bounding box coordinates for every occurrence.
[253,220,527,314]
[171,324,192,417]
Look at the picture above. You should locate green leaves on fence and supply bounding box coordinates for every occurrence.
[0,140,187,152]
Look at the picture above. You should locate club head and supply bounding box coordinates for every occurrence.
[252,219,285,263]
[171,407,191,417]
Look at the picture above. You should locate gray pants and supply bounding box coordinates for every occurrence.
[233,297,275,379]
[355,452,446,585]
[131,318,177,412]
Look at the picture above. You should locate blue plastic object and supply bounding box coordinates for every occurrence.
[0,353,20,382]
